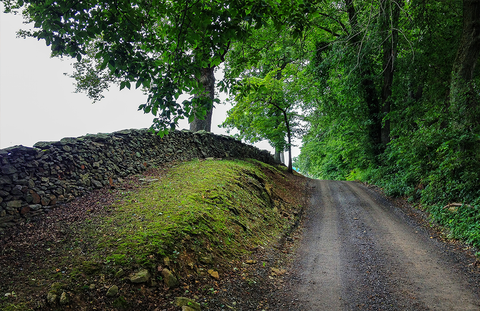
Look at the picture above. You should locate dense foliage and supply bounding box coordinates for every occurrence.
[291,0,480,248]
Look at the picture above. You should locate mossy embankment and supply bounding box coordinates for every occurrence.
[0,158,307,310]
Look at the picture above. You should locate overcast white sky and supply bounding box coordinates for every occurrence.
[0,6,299,159]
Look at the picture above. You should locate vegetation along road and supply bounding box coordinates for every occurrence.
[273,180,480,310]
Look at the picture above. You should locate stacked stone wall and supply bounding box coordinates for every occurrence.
[0,129,275,233]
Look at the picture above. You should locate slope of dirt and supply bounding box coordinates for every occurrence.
[0,159,308,311]
[269,179,480,310]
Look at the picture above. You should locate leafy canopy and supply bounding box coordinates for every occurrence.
[223,66,300,152]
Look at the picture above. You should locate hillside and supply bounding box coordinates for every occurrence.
[0,159,307,311]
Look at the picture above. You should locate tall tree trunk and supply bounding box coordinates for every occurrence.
[190,67,215,132]
[280,109,293,174]
[345,0,382,155]
[380,0,401,146]
[274,149,281,162]
[363,68,382,153]
[450,0,480,124]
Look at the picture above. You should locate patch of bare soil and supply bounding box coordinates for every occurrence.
[0,163,309,311]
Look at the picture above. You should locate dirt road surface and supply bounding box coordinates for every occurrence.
[275,180,480,310]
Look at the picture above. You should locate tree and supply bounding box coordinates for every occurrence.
[450,0,480,126]
[221,16,318,173]
[2,0,274,133]
[223,64,308,173]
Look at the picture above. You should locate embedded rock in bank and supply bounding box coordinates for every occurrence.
[161,268,179,288]
[129,269,151,283]
[106,285,119,297]
[175,297,201,311]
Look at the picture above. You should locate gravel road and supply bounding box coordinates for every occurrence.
[275,179,480,310]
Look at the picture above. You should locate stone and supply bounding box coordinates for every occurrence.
[0,129,277,232]
[11,185,23,195]
[0,216,14,223]
[20,206,31,215]
[7,200,22,208]
[34,141,54,149]
[106,285,119,297]
[207,269,219,279]
[46,292,57,305]
[129,269,151,283]
[49,194,57,206]
[28,179,35,188]
[1,165,17,175]
[41,197,51,206]
[199,253,214,264]
[0,176,12,185]
[29,204,42,211]
[25,194,33,203]
[271,268,287,276]
[161,268,179,288]
[115,268,125,278]
[29,191,41,204]
[92,179,103,188]
[175,297,201,311]
[114,129,132,135]
[59,292,69,305]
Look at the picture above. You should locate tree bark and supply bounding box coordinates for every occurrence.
[280,109,293,174]
[380,0,401,146]
[345,0,382,155]
[450,0,480,122]
[274,149,281,162]
[190,67,215,132]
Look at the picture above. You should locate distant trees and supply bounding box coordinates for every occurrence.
[222,66,304,173]
[222,19,316,173]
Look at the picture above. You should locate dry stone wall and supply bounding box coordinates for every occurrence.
[0,129,275,233]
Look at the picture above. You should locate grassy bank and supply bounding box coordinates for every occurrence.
[0,158,306,310]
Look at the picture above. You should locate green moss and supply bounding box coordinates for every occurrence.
[112,296,129,309]
[1,303,31,311]
[92,159,287,265]
[81,261,101,275]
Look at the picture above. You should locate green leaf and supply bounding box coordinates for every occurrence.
[107,59,115,71]
[136,78,143,89]
[211,56,222,67]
